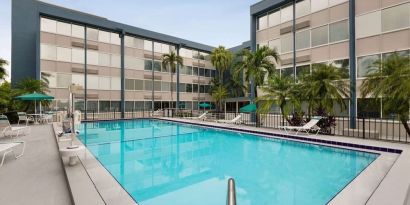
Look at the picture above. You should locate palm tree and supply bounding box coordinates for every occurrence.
[225,75,247,98]
[15,78,50,112]
[301,63,349,117]
[162,51,183,108]
[0,58,8,81]
[256,75,299,124]
[211,46,233,84]
[234,46,280,99]
[211,85,228,112]
[360,52,410,135]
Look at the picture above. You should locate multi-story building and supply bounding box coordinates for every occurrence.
[12,0,216,118]
[251,0,409,125]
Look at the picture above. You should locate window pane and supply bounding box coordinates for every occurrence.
[144,60,152,71]
[258,15,268,30]
[193,84,199,93]
[42,72,56,88]
[144,40,152,51]
[357,54,380,77]
[154,81,161,91]
[99,77,111,90]
[125,36,134,47]
[296,65,310,79]
[98,30,110,43]
[144,80,152,91]
[99,101,110,112]
[187,66,193,75]
[41,18,56,33]
[154,42,162,53]
[111,77,121,90]
[179,83,186,92]
[87,101,98,112]
[382,3,410,32]
[330,59,349,79]
[311,25,328,47]
[87,75,99,89]
[87,51,99,65]
[296,0,310,18]
[330,20,349,42]
[268,11,281,27]
[110,33,121,45]
[281,4,293,23]
[356,11,381,38]
[57,47,71,62]
[56,22,71,36]
[162,82,170,91]
[111,55,121,68]
[40,44,56,60]
[71,25,84,39]
[87,28,99,41]
[57,73,71,88]
[99,53,110,67]
[72,48,85,64]
[135,80,144,90]
[125,79,135,90]
[281,34,293,53]
[296,30,310,50]
[282,67,294,78]
[268,39,281,52]
[125,101,134,111]
[358,98,381,118]
[199,68,205,77]
[205,69,211,77]
[193,67,199,76]
[186,84,192,92]
[153,61,161,72]
[311,0,328,13]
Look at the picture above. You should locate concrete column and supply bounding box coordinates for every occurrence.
[349,0,357,128]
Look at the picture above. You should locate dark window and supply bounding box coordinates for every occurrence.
[144,60,152,71]
[186,84,192,92]
[358,98,381,118]
[204,69,211,77]
[199,68,205,77]
[193,67,199,76]
[153,61,161,72]
[193,84,199,93]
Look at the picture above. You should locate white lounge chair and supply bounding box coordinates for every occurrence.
[0,141,25,167]
[151,109,163,117]
[17,112,34,125]
[184,111,208,120]
[216,114,242,124]
[279,117,321,135]
[0,115,30,138]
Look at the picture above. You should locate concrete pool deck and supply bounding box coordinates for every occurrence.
[0,124,72,205]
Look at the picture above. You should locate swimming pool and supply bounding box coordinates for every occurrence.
[78,119,378,205]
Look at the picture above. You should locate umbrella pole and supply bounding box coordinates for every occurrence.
[35,100,37,114]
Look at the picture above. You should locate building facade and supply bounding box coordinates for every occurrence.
[12,0,216,117]
[251,0,410,123]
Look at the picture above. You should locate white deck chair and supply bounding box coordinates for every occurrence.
[0,115,30,138]
[0,141,25,167]
[216,114,242,124]
[17,112,34,125]
[184,111,208,120]
[150,109,163,117]
[279,118,321,136]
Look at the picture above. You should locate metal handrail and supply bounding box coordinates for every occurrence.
[227,178,237,205]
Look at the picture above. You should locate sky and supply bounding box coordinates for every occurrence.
[0,0,258,81]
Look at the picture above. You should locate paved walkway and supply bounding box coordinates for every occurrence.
[0,124,72,205]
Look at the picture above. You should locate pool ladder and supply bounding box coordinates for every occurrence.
[227,178,237,205]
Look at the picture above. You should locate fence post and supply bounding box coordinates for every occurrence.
[362,117,365,139]
[93,110,95,121]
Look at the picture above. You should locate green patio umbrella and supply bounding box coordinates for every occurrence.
[198,102,212,109]
[240,103,257,113]
[15,92,54,114]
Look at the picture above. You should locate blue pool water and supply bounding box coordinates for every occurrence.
[78,119,378,205]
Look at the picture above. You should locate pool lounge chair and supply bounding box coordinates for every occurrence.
[279,118,321,136]
[0,141,25,167]
[216,114,242,124]
[17,112,34,125]
[0,115,30,138]
[184,111,208,120]
[151,109,163,117]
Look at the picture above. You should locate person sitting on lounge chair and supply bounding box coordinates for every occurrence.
[216,114,242,124]
[279,117,321,136]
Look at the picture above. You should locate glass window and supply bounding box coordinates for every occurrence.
[56,73,71,88]
[125,56,136,69]
[99,101,110,112]
[125,101,134,112]
[296,0,310,18]
[99,53,110,67]
[281,34,293,53]
[42,72,56,88]
[211,70,216,78]
[268,39,281,52]
[110,33,121,45]
[57,47,71,62]
[41,18,56,33]
[87,28,99,41]
[71,24,84,39]
[382,3,410,32]
[98,30,110,43]
[296,30,310,50]
[296,65,310,79]
[161,43,169,53]
[358,98,381,118]
[281,67,294,78]
[56,22,71,36]
[357,54,381,77]
[356,11,381,38]
[144,60,152,71]
[311,0,328,13]
[135,38,144,49]
[199,68,205,77]
[311,25,328,47]
[382,50,410,61]
[111,77,121,90]
[40,44,56,60]
[200,85,206,93]
[193,84,199,93]
[135,80,144,90]
[186,66,193,75]
[281,4,293,23]
[144,40,152,51]
[125,36,134,48]
[87,51,99,65]
[193,67,199,76]
[111,55,121,68]
[87,101,98,112]
[111,101,120,111]
[154,81,161,91]
[144,80,152,91]
[205,69,211,77]
[99,77,111,90]
[330,20,349,43]
[268,11,281,27]
[125,79,135,90]
[162,82,170,91]
[72,48,85,64]
[135,101,144,110]
[186,84,192,92]
[180,48,193,58]
[257,15,268,30]
[153,61,161,72]
[154,42,162,53]
[87,75,99,89]
[330,59,349,79]
[179,83,186,92]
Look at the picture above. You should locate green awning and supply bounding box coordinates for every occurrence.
[15,92,54,101]
[198,103,212,108]
[240,103,257,113]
